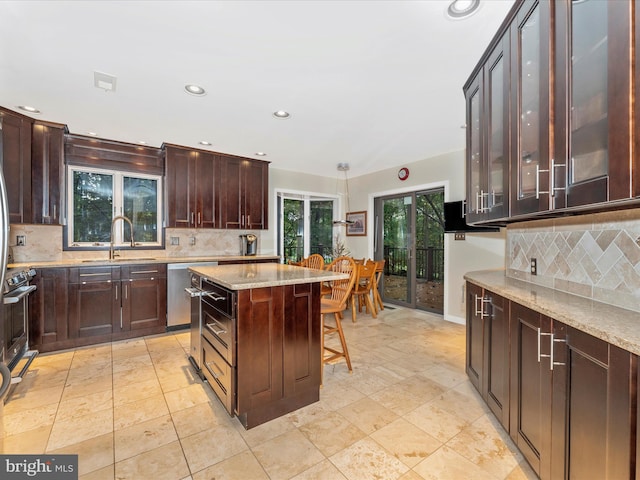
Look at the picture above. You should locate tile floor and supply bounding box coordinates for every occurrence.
[1,306,538,480]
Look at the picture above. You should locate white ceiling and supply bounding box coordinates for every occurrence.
[0,0,514,178]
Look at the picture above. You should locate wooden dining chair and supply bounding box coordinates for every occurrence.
[350,260,377,322]
[320,256,357,385]
[372,259,385,312]
[304,253,325,270]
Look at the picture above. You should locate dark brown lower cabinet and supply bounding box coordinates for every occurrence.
[508,300,634,480]
[235,282,320,429]
[30,268,69,352]
[120,264,167,334]
[466,282,510,428]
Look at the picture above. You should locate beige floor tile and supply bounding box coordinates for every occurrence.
[113,393,169,430]
[80,464,115,480]
[148,346,189,365]
[32,351,75,370]
[66,362,113,385]
[112,352,153,374]
[112,364,157,389]
[234,414,297,448]
[506,460,539,480]
[298,410,367,457]
[113,377,163,407]
[48,432,114,476]
[422,363,468,390]
[173,332,191,350]
[428,386,488,424]
[370,418,441,468]
[111,338,148,360]
[180,422,248,472]
[446,414,522,478]
[404,400,469,443]
[317,382,365,411]
[329,437,410,480]
[4,383,64,414]
[47,408,114,452]
[72,344,112,363]
[398,471,425,480]
[114,441,190,480]
[192,450,269,480]
[4,403,58,437]
[156,369,204,394]
[252,429,325,480]
[9,367,68,395]
[337,397,399,435]
[291,459,348,480]
[0,424,52,454]
[62,372,113,402]
[286,398,335,428]
[412,446,496,480]
[56,389,113,422]
[114,414,177,462]
[164,383,211,413]
[171,401,231,439]
[145,334,183,352]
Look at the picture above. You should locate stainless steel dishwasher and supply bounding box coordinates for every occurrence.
[167,262,218,328]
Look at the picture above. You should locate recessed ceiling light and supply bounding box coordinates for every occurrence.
[138,140,147,145]
[446,0,480,19]
[185,84,206,96]
[199,141,212,146]
[17,105,41,114]
[255,152,267,156]
[87,131,98,136]
[272,110,291,119]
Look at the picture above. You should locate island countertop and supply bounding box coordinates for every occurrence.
[189,263,348,290]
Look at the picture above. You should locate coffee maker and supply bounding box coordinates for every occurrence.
[239,234,257,256]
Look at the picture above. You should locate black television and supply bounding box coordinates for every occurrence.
[444,201,500,233]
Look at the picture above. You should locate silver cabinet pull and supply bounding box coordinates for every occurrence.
[206,320,227,336]
[205,360,224,379]
[537,159,567,199]
[191,211,195,225]
[130,270,158,274]
[551,334,566,370]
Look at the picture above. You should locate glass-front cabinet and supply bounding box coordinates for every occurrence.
[464,34,510,223]
[555,0,633,207]
[510,0,552,217]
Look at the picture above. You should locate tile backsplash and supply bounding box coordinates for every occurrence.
[9,225,264,263]
[507,208,640,313]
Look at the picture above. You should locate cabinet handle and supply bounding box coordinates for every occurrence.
[115,283,118,300]
[191,212,195,225]
[206,319,227,336]
[205,360,225,379]
[124,284,128,299]
[120,308,123,329]
[241,215,245,227]
[474,294,482,316]
[550,334,566,370]
[53,205,57,221]
[462,199,467,217]
[247,215,251,226]
[131,270,158,274]
[537,159,566,199]
[474,294,490,318]
[198,212,201,225]
[80,272,109,277]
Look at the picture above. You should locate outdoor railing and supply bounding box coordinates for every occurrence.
[384,245,444,281]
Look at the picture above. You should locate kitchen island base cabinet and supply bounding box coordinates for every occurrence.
[235,283,320,429]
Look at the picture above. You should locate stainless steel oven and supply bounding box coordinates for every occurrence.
[3,268,37,378]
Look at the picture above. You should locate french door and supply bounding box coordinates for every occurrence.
[373,188,444,313]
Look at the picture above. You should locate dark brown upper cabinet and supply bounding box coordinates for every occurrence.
[465,33,511,223]
[219,155,269,230]
[164,144,220,229]
[32,120,67,225]
[465,0,638,224]
[0,107,33,224]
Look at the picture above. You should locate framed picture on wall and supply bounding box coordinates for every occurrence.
[346,211,367,236]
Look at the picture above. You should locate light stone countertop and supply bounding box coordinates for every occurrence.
[465,269,640,356]
[189,263,348,290]
[8,255,281,270]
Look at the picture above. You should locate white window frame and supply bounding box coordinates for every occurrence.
[67,165,163,248]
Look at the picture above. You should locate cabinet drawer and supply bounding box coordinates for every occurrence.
[69,266,119,283]
[202,335,235,415]
[122,263,166,279]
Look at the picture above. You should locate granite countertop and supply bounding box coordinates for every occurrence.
[9,255,281,270]
[189,263,348,290]
[465,269,640,356]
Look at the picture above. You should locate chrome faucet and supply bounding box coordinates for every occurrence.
[109,215,135,260]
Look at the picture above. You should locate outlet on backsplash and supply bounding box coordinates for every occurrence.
[530,258,537,275]
[16,235,26,246]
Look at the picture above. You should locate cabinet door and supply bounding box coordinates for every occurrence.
[220,156,243,229]
[510,0,552,217]
[509,302,552,479]
[121,264,167,331]
[465,282,485,392]
[0,109,32,224]
[551,324,633,480]
[68,280,118,339]
[483,291,509,428]
[32,122,65,224]
[465,74,484,221]
[555,0,632,207]
[194,151,219,228]
[165,146,196,228]
[244,159,268,229]
[29,268,68,350]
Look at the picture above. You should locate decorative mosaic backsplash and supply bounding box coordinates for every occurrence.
[507,208,640,313]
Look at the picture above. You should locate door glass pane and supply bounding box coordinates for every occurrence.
[570,0,608,184]
[489,54,505,209]
[123,176,158,243]
[283,198,304,264]
[310,200,333,260]
[469,87,482,212]
[519,5,540,198]
[72,171,113,243]
[382,196,411,304]
[416,190,444,313]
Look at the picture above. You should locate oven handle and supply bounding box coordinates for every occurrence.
[3,285,37,304]
[203,291,226,301]
[185,287,204,298]
[206,319,227,336]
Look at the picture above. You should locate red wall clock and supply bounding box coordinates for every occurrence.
[398,167,410,181]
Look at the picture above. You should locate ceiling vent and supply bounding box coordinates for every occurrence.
[94,71,117,92]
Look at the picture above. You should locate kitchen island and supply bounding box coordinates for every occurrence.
[188,263,347,429]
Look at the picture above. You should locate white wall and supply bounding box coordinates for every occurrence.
[268,149,506,323]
